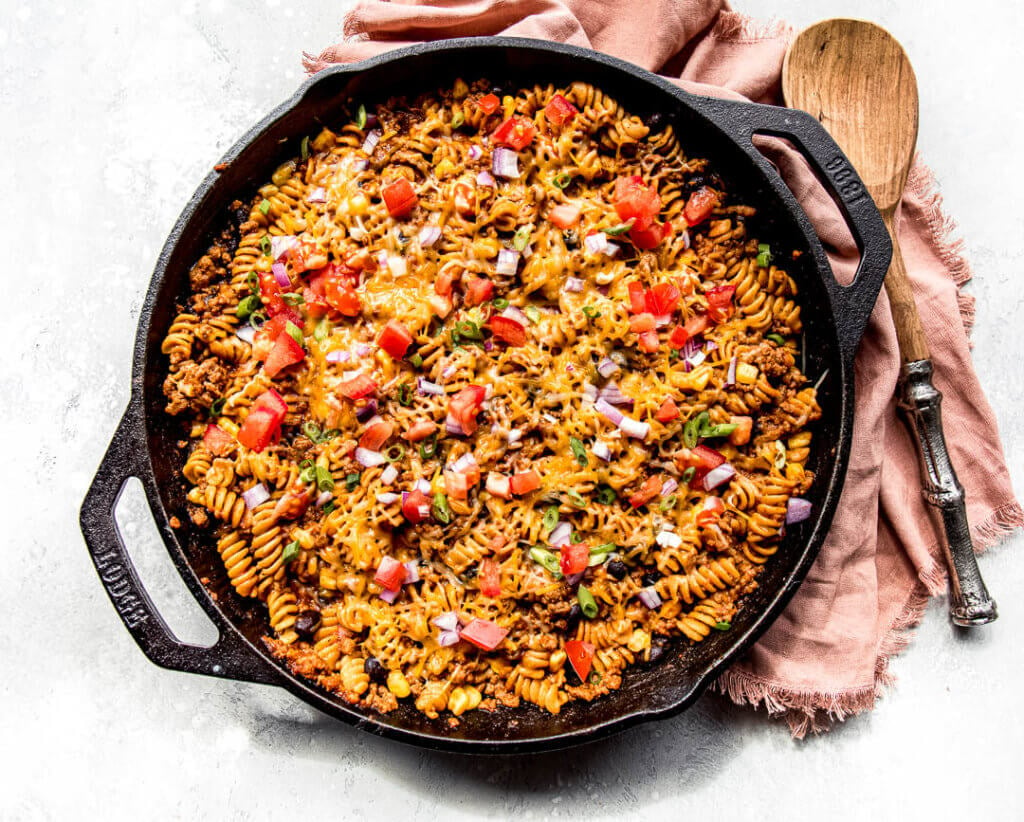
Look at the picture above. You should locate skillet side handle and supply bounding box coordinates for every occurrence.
[80,409,279,686]
[697,100,892,362]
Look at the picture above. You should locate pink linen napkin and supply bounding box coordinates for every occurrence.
[303,0,1023,735]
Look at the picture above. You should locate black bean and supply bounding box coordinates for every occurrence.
[563,229,579,249]
[363,657,388,684]
[642,571,661,588]
[564,603,582,635]
[606,560,628,581]
[294,609,321,640]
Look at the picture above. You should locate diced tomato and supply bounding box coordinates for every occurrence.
[435,264,458,297]
[628,220,672,250]
[237,389,288,453]
[359,421,394,452]
[683,186,718,225]
[544,94,578,127]
[374,556,407,592]
[627,281,647,314]
[258,272,302,325]
[565,639,595,682]
[323,270,362,317]
[486,472,512,500]
[286,238,327,275]
[680,444,727,488]
[381,177,418,218]
[454,182,476,217]
[667,325,690,350]
[448,385,486,436]
[479,558,501,597]
[613,175,661,231]
[656,398,679,422]
[402,488,431,524]
[638,330,660,352]
[274,478,311,521]
[728,415,753,446]
[460,617,509,651]
[629,313,656,333]
[464,276,495,307]
[445,471,471,500]
[377,319,413,359]
[696,495,726,527]
[202,424,235,456]
[628,475,663,509]
[645,282,681,316]
[684,313,711,339]
[302,287,330,319]
[337,373,378,400]
[477,93,501,115]
[402,420,438,442]
[492,116,537,150]
[705,284,736,323]
[488,315,527,347]
[509,470,541,496]
[548,203,581,229]
[263,330,305,378]
[559,543,589,576]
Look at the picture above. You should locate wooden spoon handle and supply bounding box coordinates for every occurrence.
[881,213,931,362]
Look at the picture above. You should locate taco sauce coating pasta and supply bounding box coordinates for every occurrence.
[162,79,820,720]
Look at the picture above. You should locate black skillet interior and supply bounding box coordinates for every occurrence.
[101,38,888,752]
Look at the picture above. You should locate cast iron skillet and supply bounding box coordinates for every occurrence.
[80,38,890,753]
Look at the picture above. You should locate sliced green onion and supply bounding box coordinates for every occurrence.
[356,103,367,130]
[408,353,423,369]
[258,199,271,216]
[418,435,438,460]
[235,294,262,321]
[713,621,732,631]
[602,221,634,236]
[702,423,738,439]
[566,490,587,509]
[542,506,559,532]
[681,467,696,485]
[582,305,601,319]
[345,472,361,492]
[302,421,322,441]
[260,235,271,256]
[282,541,301,564]
[383,444,406,463]
[595,485,617,505]
[322,501,336,515]
[513,226,531,251]
[682,417,700,448]
[659,495,678,512]
[692,411,711,436]
[577,585,598,619]
[767,333,786,345]
[455,320,483,340]
[315,465,335,493]
[588,544,616,566]
[529,546,563,578]
[774,440,787,470]
[282,292,305,305]
[569,436,588,466]
[756,243,772,268]
[492,297,510,311]
[314,318,330,343]
[299,459,315,469]
[552,172,572,190]
[570,531,583,544]
[432,493,452,524]
[524,305,541,324]
[668,348,679,361]
[286,321,304,347]
[396,383,411,407]
[451,109,465,129]
[249,310,267,328]
[299,463,317,484]
[209,397,226,418]
[300,136,310,160]
[246,270,259,290]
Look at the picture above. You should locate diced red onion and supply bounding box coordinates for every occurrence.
[595,398,624,425]
[446,415,466,436]
[376,492,400,505]
[315,490,333,507]
[325,349,350,363]
[661,478,678,497]
[350,158,370,174]
[415,479,431,494]
[565,571,586,587]
[726,356,737,386]
[476,170,496,187]
[307,186,327,203]
[598,382,632,407]
[584,232,608,255]
[379,587,399,604]
[468,145,483,161]
[618,415,650,441]
[270,235,297,260]
[437,630,461,647]
[355,447,387,468]
[441,364,456,380]
[271,262,290,287]
[507,428,523,444]
[705,341,718,353]
[381,464,398,485]
[597,357,620,379]
[654,313,672,327]
[542,413,557,424]
[682,337,702,360]
[362,129,381,154]
[483,339,494,352]
[496,248,520,276]
[656,529,682,549]
[702,463,736,491]
[364,113,379,129]
[432,611,459,632]
[492,147,520,179]
[638,587,662,609]
[486,473,510,498]
[592,440,612,462]
[549,521,572,548]
[582,383,598,402]
[235,325,256,344]
[685,349,706,369]
[450,453,478,474]
[403,561,420,584]
[418,225,441,248]
[786,497,813,524]
[681,229,691,249]
[521,243,533,259]
[242,483,270,510]
[564,277,585,293]
[355,343,372,357]
[418,377,444,396]
[377,249,389,270]
[388,256,407,277]
[354,399,378,422]
[361,414,384,430]
[605,242,621,258]
[500,305,529,325]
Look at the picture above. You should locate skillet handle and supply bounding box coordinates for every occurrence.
[80,409,279,686]
[696,99,891,363]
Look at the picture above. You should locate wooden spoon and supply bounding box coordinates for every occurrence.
[783,19,997,626]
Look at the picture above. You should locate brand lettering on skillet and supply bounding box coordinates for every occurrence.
[94,545,150,629]
[824,155,869,205]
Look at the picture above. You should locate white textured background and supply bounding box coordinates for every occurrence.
[2,1,1021,819]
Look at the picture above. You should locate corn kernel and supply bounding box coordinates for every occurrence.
[502,95,515,117]
[387,670,411,698]
[255,256,272,272]
[434,158,455,178]
[736,363,759,384]
[785,463,805,481]
[688,364,713,392]
[311,128,336,152]
[472,237,500,259]
[271,161,296,188]
[349,192,369,216]
[627,629,650,653]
